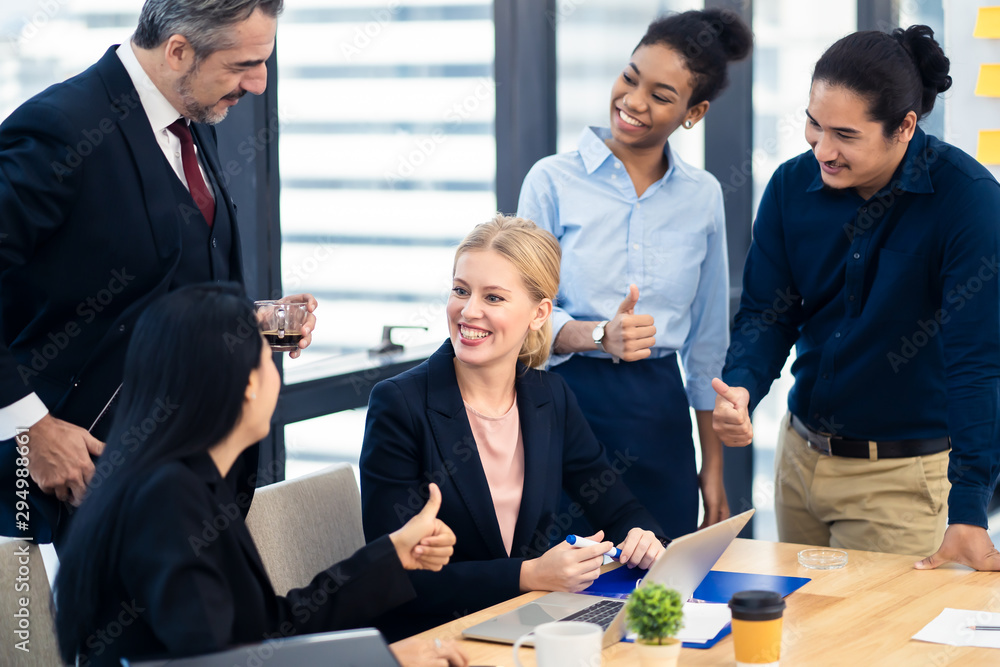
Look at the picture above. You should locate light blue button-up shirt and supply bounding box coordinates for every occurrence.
[517,126,729,411]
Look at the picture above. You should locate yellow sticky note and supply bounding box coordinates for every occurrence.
[975,64,1000,96]
[977,130,1000,165]
[974,7,1000,38]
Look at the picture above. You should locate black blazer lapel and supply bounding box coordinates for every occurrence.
[510,367,554,553]
[94,46,181,264]
[425,342,507,558]
[191,123,244,283]
[184,453,274,593]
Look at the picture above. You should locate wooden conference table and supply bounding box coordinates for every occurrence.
[403,539,1000,666]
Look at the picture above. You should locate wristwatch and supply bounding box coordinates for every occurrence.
[592,320,609,352]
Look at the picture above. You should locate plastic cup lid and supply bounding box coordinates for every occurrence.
[728,590,786,620]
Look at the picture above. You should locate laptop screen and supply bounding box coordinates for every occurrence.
[120,628,401,667]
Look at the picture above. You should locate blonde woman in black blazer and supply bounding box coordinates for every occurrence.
[361,215,668,640]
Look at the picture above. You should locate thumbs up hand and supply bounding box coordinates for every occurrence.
[390,483,456,571]
[603,285,657,362]
[711,378,753,446]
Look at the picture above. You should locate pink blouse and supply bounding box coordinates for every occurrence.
[464,398,525,556]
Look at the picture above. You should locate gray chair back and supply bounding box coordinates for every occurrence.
[245,464,366,594]
[0,539,65,665]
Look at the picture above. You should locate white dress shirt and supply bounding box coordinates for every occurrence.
[116,41,214,193]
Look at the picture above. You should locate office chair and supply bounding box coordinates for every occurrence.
[0,538,65,665]
[245,463,366,594]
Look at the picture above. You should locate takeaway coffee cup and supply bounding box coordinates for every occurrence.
[728,590,786,667]
[512,621,602,667]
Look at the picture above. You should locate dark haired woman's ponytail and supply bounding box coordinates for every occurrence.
[892,25,952,117]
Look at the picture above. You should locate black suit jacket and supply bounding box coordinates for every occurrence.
[359,340,664,639]
[0,44,243,427]
[65,452,414,667]
[0,46,248,541]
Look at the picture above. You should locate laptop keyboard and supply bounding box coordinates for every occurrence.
[560,599,625,630]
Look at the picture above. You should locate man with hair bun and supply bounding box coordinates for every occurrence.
[0,0,317,547]
[714,26,1000,571]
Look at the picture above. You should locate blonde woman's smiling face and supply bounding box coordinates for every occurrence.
[447,249,549,370]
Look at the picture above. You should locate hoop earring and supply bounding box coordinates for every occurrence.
[683,120,693,129]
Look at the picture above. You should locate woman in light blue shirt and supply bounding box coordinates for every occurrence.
[517,9,751,538]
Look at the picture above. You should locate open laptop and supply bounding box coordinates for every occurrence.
[462,508,754,648]
[120,628,401,666]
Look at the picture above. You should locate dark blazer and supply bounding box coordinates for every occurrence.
[0,46,247,541]
[61,452,415,667]
[360,339,664,639]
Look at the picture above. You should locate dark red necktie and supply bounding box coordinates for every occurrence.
[167,119,215,227]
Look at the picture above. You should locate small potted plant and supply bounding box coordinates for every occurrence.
[625,583,684,666]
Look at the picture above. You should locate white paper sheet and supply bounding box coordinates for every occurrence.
[625,602,732,643]
[912,608,1000,649]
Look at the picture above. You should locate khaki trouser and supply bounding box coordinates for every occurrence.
[774,413,950,557]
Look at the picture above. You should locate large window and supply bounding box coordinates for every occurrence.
[277,1,497,478]
[0,2,135,118]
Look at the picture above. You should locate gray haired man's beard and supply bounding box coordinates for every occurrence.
[176,70,243,125]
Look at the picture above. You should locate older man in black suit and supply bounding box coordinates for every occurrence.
[0,0,315,545]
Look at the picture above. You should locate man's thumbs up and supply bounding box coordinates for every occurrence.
[711,378,753,446]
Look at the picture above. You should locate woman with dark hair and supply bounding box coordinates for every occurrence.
[54,283,467,667]
[715,26,1000,571]
[517,9,753,539]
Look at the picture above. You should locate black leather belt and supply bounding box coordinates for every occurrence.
[790,414,950,460]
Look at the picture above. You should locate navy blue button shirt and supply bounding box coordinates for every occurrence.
[722,127,1000,528]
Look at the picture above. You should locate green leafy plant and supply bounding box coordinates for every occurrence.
[625,583,684,645]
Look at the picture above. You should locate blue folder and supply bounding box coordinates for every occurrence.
[582,568,810,649]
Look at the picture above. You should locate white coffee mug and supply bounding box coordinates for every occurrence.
[512,621,602,667]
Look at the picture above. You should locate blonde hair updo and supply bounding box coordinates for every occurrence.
[453,213,561,369]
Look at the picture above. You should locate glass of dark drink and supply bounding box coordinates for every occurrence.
[254,300,308,351]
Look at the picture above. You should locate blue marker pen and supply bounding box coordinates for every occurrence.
[566,534,622,559]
